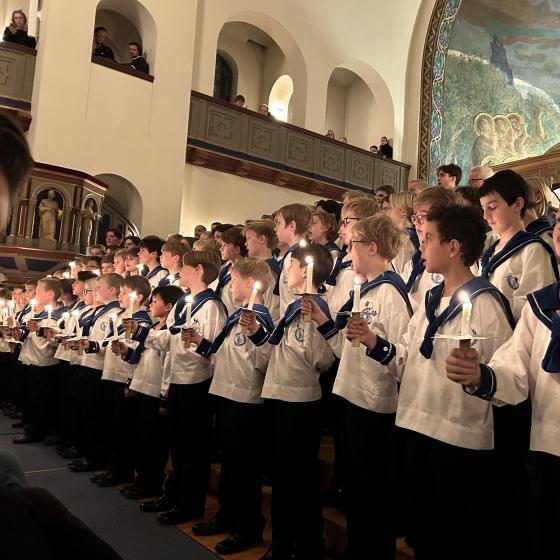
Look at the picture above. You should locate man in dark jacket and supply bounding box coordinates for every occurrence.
[127,41,149,74]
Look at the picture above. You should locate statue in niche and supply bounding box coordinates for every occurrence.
[38,190,62,240]
[80,199,99,247]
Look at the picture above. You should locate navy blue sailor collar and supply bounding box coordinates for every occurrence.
[172,289,226,329]
[145,265,167,280]
[273,243,301,296]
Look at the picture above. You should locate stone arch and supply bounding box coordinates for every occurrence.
[95,0,157,71]
[218,12,307,126]
[326,60,395,151]
[94,173,143,236]
[268,74,293,122]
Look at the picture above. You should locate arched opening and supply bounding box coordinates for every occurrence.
[94,174,143,239]
[215,18,305,124]
[94,0,156,72]
[326,62,394,151]
[268,74,293,122]
[33,188,64,241]
[214,52,235,102]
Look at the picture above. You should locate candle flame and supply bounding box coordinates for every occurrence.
[305,255,314,265]
[45,304,53,312]
[128,291,137,300]
[8,301,15,309]
[110,313,118,320]
[30,298,37,306]
[185,295,193,304]
[136,264,144,271]
[0,300,4,307]
[354,276,362,286]
[69,261,76,268]
[299,239,307,248]
[459,291,470,305]
[63,312,70,319]
[253,280,262,291]
[63,272,70,279]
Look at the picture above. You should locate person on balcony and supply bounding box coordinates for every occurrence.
[92,26,114,60]
[127,41,149,74]
[2,10,36,49]
[378,136,393,159]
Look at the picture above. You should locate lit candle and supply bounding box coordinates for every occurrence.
[185,295,193,327]
[8,300,15,321]
[127,291,137,316]
[62,311,70,326]
[299,239,307,248]
[45,304,53,324]
[352,277,362,313]
[460,291,472,337]
[62,271,70,279]
[30,298,37,317]
[110,312,118,338]
[72,310,82,338]
[0,300,5,325]
[69,261,76,278]
[305,256,314,294]
[247,281,261,311]
[137,264,145,274]
[93,269,101,277]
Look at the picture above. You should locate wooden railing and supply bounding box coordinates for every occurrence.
[0,42,36,115]
[186,91,410,199]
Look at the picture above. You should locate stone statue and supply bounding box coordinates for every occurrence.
[80,199,98,247]
[38,190,62,240]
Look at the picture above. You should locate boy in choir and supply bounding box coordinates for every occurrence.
[524,181,555,254]
[138,235,168,287]
[272,203,313,316]
[12,277,64,444]
[214,226,247,313]
[124,247,141,276]
[244,220,280,322]
[158,239,187,287]
[124,251,227,524]
[383,191,418,279]
[445,208,560,560]
[188,258,274,555]
[113,249,127,277]
[100,254,115,274]
[261,243,335,560]
[346,204,515,560]
[302,214,413,559]
[403,187,458,310]
[68,274,123,473]
[84,256,102,272]
[308,211,341,259]
[92,275,152,488]
[479,169,558,321]
[113,285,184,499]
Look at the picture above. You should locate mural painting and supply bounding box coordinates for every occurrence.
[433,0,560,181]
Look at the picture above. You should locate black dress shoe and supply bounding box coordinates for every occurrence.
[89,472,106,484]
[157,505,203,525]
[193,514,231,536]
[139,495,172,513]
[13,434,42,444]
[216,533,263,555]
[61,446,82,459]
[69,460,98,472]
[121,485,160,500]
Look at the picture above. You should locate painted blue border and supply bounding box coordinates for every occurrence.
[0,96,31,111]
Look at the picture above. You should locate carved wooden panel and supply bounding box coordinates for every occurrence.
[347,152,374,188]
[285,131,313,172]
[375,161,400,189]
[247,118,279,161]
[0,54,20,98]
[205,107,242,149]
[317,142,345,180]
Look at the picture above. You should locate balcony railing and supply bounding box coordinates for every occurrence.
[0,42,36,114]
[186,91,410,199]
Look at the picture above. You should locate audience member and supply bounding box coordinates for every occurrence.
[378,136,393,158]
[194,224,207,238]
[468,165,494,188]
[325,130,335,139]
[315,199,342,223]
[127,41,149,74]
[88,244,106,258]
[93,26,115,60]
[123,235,140,249]
[233,95,246,108]
[339,136,348,144]
[105,228,123,251]
[369,145,379,155]
[408,179,428,193]
[258,104,271,117]
[375,184,394,205]
[213,223,235,240]
[436,163,462,191]
[2,10,36,49]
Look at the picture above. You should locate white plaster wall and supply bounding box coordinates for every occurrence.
[345,77,377,149]
[325,81,346,138]
[181,165,320,236]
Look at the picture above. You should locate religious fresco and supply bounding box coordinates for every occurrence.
[430,0,560,181]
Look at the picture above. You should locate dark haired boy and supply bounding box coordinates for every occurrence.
[348,204,515,559]
[125,250,227,524]
[139,235,168,288]
[261,243,335,560]
[113,284,184,498]
[436,163,462,190]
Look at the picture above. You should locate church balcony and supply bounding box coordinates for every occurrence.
[186,91,410,199]
[0,163,108,284]
[0,41,36,130]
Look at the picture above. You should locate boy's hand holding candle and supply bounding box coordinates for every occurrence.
[445,347,482,388]
[181,327,202,347]
[240,281,261,334]
[239,311,258,335]
[346,316,377,350]
[300,296,329,326]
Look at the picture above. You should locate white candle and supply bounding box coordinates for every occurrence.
[305,256,314,293]
[247,281,261,311]
[184,295,193,327]
[352,277,362,313]
[69,261,76,278]
[8,300,15,320]
[110,312,118,337]
[93,269,101,277]
[460,291,472,337]
[45,304,53,324]
[72,310,82,338]
[62,271,70,279]
[30,298,37,317]
[127,291,137,316]
[299,239,307,248]
[0,300,5,325]
[137,264,145,274]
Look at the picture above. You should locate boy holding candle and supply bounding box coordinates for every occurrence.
[138,235,168,288]
[445,208,560,559]
[113,284,184,499]
[125,251,227,524]
[68,273,123,473]
[346,204,515,560]
[261,243,335,560]
[158,239,187,287]
[93,275,152,488]
[272,204,313,316]
[13,277,63,444]
[187,257,274,555]
[302,214,413,559]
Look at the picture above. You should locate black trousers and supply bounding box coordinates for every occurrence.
[27,365,58,439]
[14,359,30,420]
[270,399,323,557]
[217,398,264,538]
[103,380,135,480]
[56,360,71,442]
[66,364,84,449]
[528,450,560,560]
[342,400,396,560]
[78,366,108,467]
[404,429,497,560]
[166,379,212,512]
[491,401,531,559]
[133,392,168,490]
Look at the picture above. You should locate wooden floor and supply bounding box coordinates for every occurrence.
[175,437,414,560]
